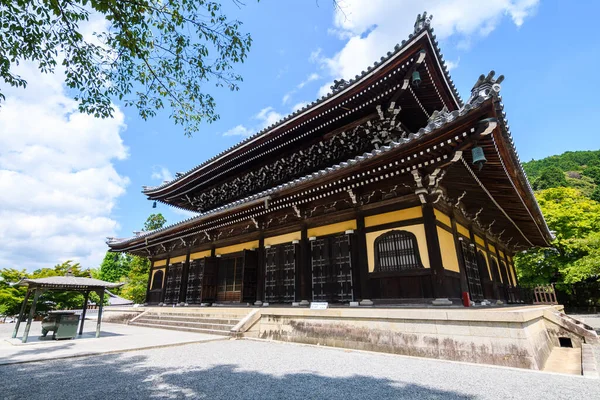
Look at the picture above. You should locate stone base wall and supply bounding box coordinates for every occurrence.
[245,306,564,370]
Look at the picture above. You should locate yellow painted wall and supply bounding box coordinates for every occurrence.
[307,220,357,237]
[153,259,167,267]
[433,209,451,228]
[437,227,459,272]
[489,255,503,283]
[366,224,429,272]
[150,268,165,289]
[475,235,485,247]
[478,250,492,279]
[190,250,212,260]
[170,255,186,264]
[456,223,470,238]
[365,206,422,228]
[509,263,517,285]
[216,240,259,255]
[488,243,497,253]
[264,231,301,246]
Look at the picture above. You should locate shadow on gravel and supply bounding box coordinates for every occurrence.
[2,352,475,400]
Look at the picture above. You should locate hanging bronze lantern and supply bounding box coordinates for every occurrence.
[472,145,487,171]
[411,70,421,87]
[152,201,157,208]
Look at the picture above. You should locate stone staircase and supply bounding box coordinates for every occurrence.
[130,310,248,336]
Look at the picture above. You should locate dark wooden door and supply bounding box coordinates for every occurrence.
[186,258,205,304]
[242,250,258,303]
[265,243,296,303]
[164,262,184,304]
[310,234,354,302]
[202,257,218,303]
[460,241,483,301]
[217,255,243,302]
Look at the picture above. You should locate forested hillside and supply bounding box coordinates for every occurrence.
[516,150,600,293]
[523,150,600,199]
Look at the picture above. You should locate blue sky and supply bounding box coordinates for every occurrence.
[1,0,599,271]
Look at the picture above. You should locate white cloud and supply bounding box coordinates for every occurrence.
[151,167,173,182]
[255,107,283,129]
[297,73,320,89]
[292,102,309,112]
[318,81,334,98]
[282,93,292,105]
[0,60,129,271]
[445,57,460,71]
[222,124,252,137]
[323,0,539,80]
[221,107,284,138]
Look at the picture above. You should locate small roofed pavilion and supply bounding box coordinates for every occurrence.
[12,272,122,343]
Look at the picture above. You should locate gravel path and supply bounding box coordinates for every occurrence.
[2,339,599,400]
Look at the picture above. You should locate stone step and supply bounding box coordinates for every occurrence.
[134,318,234,331]
[144,312,247,319]
[131,322,232,336]
[141,314,239,325]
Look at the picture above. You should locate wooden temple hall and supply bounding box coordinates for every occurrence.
[107,14,552,307]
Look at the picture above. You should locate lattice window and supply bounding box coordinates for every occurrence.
[186,259,205,304]
[374,230,423,272]
[265,243,296,303]
[164,263,183,304]
[310,234,354,302]
[461,241,483,300]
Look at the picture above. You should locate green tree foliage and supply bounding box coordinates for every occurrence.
[97,252,131,285]
[523,150,600,180]
[515,188,600,286]
[118,213,167,303]
[532,166,567,190]
[0,261,98,318]
[0,268,28,318]
[119,256,151,303]
[0,0,253,135]
[583,166,600,184]
[144,213,166,231]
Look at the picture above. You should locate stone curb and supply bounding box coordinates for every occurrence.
[581,344,599,379]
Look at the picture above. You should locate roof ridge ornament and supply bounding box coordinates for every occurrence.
[468,70,504,104]
[414,12,433,34]
[330,79,348,93]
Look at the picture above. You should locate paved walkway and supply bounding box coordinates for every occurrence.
[0,322,225,365]
[1,339,599,400]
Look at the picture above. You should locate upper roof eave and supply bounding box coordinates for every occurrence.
[142,19,462,199]
[110,96,494,251]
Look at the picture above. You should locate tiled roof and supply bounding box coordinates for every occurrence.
[142,12,461,196]
[17,276,123,289]
[109,93,492,248]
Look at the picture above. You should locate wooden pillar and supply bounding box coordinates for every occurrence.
[79,291,89,335]
[12,288,31,339]
[300,222,310,301]
[160,256,170,303]
[422,204,446,298]
[22,288,41,343]
[180,250,191,304]
[483,236,501,300]
[256,233,265,303]
[96,288,105,338]
[145,260,154,304]
[450,215,469,298]
[355,211,370,300]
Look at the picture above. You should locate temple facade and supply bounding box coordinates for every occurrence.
[107,13,552,307]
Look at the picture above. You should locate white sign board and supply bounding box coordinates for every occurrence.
[310,302,329,310]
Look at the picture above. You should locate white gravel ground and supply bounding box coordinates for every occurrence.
[1,338,599,400]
